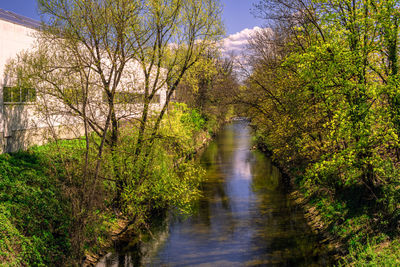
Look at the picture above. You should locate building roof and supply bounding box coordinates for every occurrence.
[0,8,40,29]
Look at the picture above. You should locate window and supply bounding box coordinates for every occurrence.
[63,88,85,105]
[3,86,36,104]
[151,94,160,104]
[115,92,143,104]
[103,92,160,104]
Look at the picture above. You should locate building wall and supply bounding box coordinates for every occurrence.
[0,19,37,152]
[0,17,168,153]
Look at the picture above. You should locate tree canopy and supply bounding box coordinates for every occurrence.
[240,0,400,263]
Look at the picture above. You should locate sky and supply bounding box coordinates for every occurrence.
[221,0,265,55]
[0,0,265,54]
[221,0,264,35]
[0,1,40,21]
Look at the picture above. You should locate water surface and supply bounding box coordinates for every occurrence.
[98,121,331,266]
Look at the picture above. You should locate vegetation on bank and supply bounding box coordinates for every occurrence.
[0,104,228,266]
[240,0,400,265]
[0,0,235,265]
[0,152,70,266]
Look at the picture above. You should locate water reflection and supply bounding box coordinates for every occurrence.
[97,121,331,266]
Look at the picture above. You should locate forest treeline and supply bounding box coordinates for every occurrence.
[239,0,400,264]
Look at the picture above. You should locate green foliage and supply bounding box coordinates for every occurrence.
[181,107,206,132]
[0,152,71,266]
[340,238,400,266]
[175,52,237,131]
[160,103,208,155]
[120,143,204,224]
[109,104,207,227]
[244,0,400,264]
[0,207,31,267]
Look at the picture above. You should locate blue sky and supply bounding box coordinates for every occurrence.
[1,1,39,20]
[1,0,263,35]
[1,0,264,54]
[221,0,264,35]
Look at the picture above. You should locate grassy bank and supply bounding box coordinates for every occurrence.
[0,151,71,266]
[251,129,400,266]
[0,103,225,266]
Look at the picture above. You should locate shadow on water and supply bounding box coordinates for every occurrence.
[97,121,333,267]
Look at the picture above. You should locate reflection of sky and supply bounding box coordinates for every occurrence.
[225,125,254,219]
[150,122,264,266]
[232,146,252,180]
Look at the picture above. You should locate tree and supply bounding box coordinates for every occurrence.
[175,50,238,127]
[245,0,400,199]
[11,0,222,195]
[6,0,223,260]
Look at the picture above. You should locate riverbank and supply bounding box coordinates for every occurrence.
[252,129,400,266]
[0,103,229,266]
[289,191,344,259]
[288,186,400,265]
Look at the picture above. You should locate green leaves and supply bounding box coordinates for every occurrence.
[246,0,400,263]
[0,152,71,266]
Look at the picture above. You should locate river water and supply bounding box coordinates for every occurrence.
[97,120,332,266]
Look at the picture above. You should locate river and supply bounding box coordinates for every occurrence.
[97,120,332,266]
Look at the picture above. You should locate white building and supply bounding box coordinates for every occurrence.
[0,9,167,152]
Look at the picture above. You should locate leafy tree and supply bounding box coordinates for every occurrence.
[175,51,238,129]
[9,0,222,200]
[240,1,400,261]
[5,0,223,261]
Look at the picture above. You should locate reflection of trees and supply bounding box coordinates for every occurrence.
[191,122,250,232]
[249,153,330,266]
[195,127,234,226]
[196,177,231,228]
[251,153,281,193]
[200,142,218,169]
[217,123,235,162]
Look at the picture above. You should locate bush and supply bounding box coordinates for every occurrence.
[340,238,400,266]
[113,104,207,226]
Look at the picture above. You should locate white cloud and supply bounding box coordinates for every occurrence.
[221,26,264,55]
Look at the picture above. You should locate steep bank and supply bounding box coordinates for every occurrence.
[0,151,71,266]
